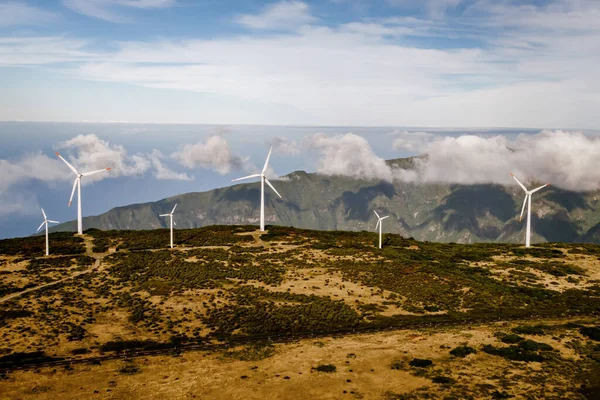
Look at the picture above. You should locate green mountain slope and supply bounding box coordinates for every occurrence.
[50,159,600,244]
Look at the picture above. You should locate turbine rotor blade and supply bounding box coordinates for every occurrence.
[173,221,176,226]
[232,173,261,182]
[510,173,528,192]
[262,146,273,174]
[82,168,110,177]
[48,220,59,224]
[264,178,282,198]
[159,214,169,217]
[519,194,528,222]
[375,220,380,230]
[381,216,389,220]
[374,210,380,218]
[37,221,46,232]
[56,152,78,174]
[530,183,549,194]
[171,203,178,214]
[68,178,78,206]
[41,208,47,220]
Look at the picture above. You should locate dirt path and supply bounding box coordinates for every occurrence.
[0,234,105,304]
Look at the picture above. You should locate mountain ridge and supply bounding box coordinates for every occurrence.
[48,158,600,244]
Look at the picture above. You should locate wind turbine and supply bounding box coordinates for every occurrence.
[232,147,282,231]
[56,152,110,235]
[511,173,550,248]
[37,208,59,256]
[160,204,177,248]
[374,211,389,249]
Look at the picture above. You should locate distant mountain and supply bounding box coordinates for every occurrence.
[50,158,600,244]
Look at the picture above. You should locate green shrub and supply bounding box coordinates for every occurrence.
[409,358,433,368]
[499,334,525,344]
[313,364,336,373]
[449,345,477,358]
[580,326,600,341]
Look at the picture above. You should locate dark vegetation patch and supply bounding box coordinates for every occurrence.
[99,339,173,354]
[87,225,255,250]
[118,362,141,375]
[409,358,433,368]
[203,286,360,338]
[0,308,33,324]
[0,351,63,368]
[499,334,525,344]
[431,376,455,384]
[449,345,477,357]
[0,232,85,257]
[580,326,600,342]
[482,340,555,362]
[313,364,336,373]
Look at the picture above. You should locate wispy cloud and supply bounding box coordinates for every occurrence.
[0,36,95,66]
[149,150,193,181]
[1,1,599,127]
[236,1,316,30]
[0,1,58,26]
[62,0,175,22]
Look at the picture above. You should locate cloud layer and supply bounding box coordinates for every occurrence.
[310,130,600,192]
[1,1,598,126]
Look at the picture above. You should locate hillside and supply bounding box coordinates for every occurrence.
[1,226,600,398]
[48,158,600,245]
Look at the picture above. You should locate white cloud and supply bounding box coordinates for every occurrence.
[149,150,193,181]
[57,134,151,180]
[63,0,175,22]
[271,136,300,155]
[400,130,600,191]
[172,135,245,175]
[0,36,95,66]
[1,1,600,127]
[306,133,393,181]
[0,152,68,191]
[236,1,316,30]
[0,2,58,26]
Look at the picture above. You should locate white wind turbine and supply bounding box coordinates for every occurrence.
[511,173,550,248]
[232,147,282,232]
[374,210,389,249]
[37,208,59,256]
[160,204,177,248]
[56,152,110,235]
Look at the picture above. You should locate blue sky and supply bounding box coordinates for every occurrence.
[0,0,599,127]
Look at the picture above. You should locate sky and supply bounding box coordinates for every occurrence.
[0,0,599,127]
[1,1,600,239]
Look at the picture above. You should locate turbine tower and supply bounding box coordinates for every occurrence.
[374,210,389,249]
[232,147,282,231]
[511,173,550,248]
[56,152,110,235]
[37,208,59,256]
[160,204,177,248]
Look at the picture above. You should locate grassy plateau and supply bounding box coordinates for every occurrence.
[0,225,599,399]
